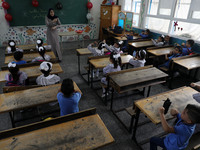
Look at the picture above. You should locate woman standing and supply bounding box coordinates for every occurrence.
[45,8,62,61]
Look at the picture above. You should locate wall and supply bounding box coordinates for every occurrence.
[0,0,102,47]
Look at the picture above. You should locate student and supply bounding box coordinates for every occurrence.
[6,40,23,54]
[181,39,195,56]
[139,29,150,39]
[36,61,60,86]
[36,39,51,50]
[164,35,170,46]
[57,78,81,116]
[32,46,51,62]
[151,36,164,47]
[101,52,121,97]
[87,41,106,78]
[150,104,200,150]
[103,40,123,54]
[129,49,146,68]
[12,51,27,65]
[122,31,135,50]
[5,62,27,86]
[159,46,182,68]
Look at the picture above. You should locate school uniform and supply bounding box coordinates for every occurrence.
[129,58,146,68]
[105,43,121,54]
[101,64,121,85]
[122,35,134,50]
[139,33,149,39]
[32,54,51,62]
[5,71,27,86]
[182,46,192,56]
[6,47,23,54]
[36,74,60,86]
[12,60,27,65]
[159,53,181,68]
[152,39,164,47]
[57,92,81,116]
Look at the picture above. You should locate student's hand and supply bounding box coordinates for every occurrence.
[94,41,98,45]
[53,18,58,22]
[91,43,94,46]
[170,109,178,117]
[159,107,165,115]
[103,40,106,43]
[52,26,57,30]
[191,82,197,88]
[58,88,61,93]
[175,43,180,46]
[181,43,185,46]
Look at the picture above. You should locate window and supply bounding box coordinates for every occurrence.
[145,0,200,41]
[124,0,141,27]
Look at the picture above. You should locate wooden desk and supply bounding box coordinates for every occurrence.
[132,86,199,144]
[128,40,154,49]
[107,30,124,37]
[76,48,108,74]
[147,47,174,56]
[114,35,141,41]
[0,108,114,150]
[5,51,56,64]
[89,55,133,88]
[0,63,63,83]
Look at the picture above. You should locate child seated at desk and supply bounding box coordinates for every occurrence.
[176,39,195,56]
[36,39,51,50]
[122,31,135,50]
[57,78,81,116]
[12,51,27,65]
[5,62,27,86]
[103,40,123,54]
[32,46,51,62]
[101,52,121,97]
[164,35,170,46]
[150,104,200,150]
[88,41,106,78]
[152,36,164,47]
[159,46,182,69]
[36,61,60,86]
[129,49,146,68]
[139,29,150,39]
[6,40,23,54]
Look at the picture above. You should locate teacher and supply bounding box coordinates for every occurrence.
[45,8,62,61]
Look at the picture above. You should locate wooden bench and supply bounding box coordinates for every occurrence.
[0,108,115,150]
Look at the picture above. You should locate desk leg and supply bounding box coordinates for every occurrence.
[147,86,151,97]
[88,63,91,85]
[194,68,199,81]
[105,77,110,106]
[110,88,114,111]
[132,108,141,143]
[77,54,80,74]
[91,65,94,88]
[9,111,15,128]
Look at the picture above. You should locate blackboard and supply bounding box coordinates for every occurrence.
[6,0,88,26]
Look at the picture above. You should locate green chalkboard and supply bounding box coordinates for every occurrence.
[6,0,88,26]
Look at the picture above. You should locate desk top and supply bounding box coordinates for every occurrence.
[110,67,167,88]
[114,36,141,41]
[173,56,200,70]
[89,55,133,69]
[135,86,199,124]
[0,63,63,83]
[76,47,108,55]
[0,114,114,150]
[5,51,56,64]
[147,47,174,56]
[0,82,81,114]
[128,40,154,48]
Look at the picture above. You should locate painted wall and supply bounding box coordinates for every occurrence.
[0,0,102,47]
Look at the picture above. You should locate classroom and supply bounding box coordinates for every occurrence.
[0,0,200,149]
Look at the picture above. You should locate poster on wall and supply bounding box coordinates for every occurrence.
[118,11,125,29]
[125,12,133,31]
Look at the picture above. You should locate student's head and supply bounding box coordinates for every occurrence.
[164,35,170,42]
[145,29,150,35]
[137,49,146,60]
[38,46,46,60]
[8,40,16,52]
[114,40,123,48]
[36,39,43,47]
[181,104,200,124]
[61,78,74,98]
[8,62,20,82]
[39,61,52,77]
[158,36,164,42]
[14,51,23,61]
[130,30,134,35]
[174,46,182,54]
[186,39,194,48]
[110,52,122,68]
[97,42,106,50]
